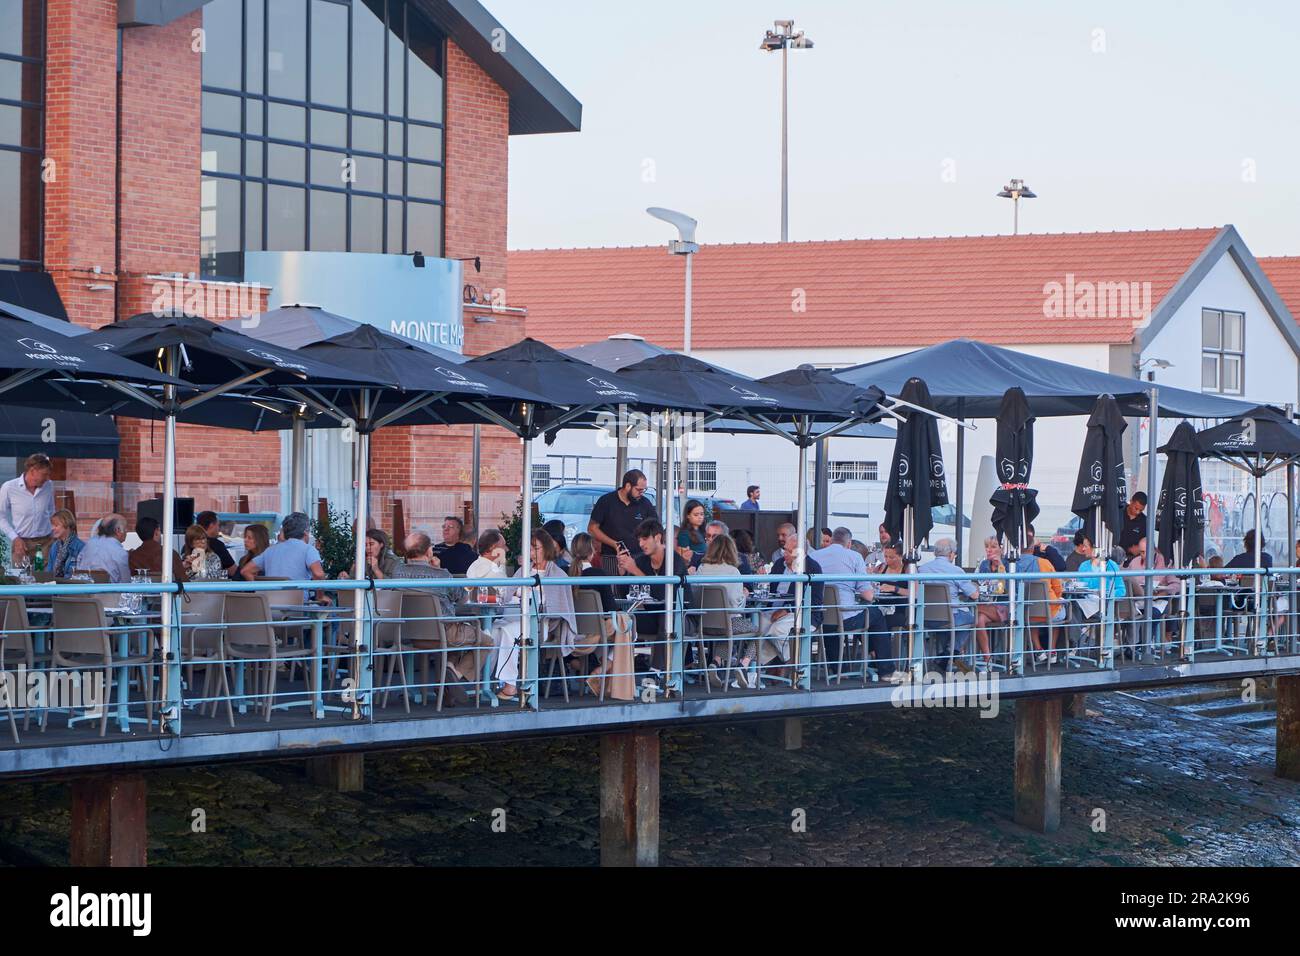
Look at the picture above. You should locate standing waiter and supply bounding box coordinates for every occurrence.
[587,469,652,574]
[0,453,55,565]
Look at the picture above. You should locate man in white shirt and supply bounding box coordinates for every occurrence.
[810,527,887,675]
[0,453,55,564]
[78,513,132,584]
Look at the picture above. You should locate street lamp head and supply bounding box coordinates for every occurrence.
[789,32,813,49]
[646,206,698,245]
[997,178,1037,200]
[760,31,784,51]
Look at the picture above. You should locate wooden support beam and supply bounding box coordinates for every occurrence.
[1014,697,1062,833]
[756,717,803,750]
[1278,675,1300,781]
[307,753,364,792]
[70,773,147,867]
[600,730,659,867]
[1061,693,1088,718]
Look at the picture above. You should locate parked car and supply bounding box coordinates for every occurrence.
[1051,515,1084,551]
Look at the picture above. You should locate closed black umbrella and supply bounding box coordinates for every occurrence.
[990,386,1037,554]
[1071,394,1128,547]
[883,377,949,551]
[1156,421,1205,565]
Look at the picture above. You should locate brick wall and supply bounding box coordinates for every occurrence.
[43,0,118,330]
[41,19,529,526]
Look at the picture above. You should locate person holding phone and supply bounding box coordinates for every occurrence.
[588,470,652,572]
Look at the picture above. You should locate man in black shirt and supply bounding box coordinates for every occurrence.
[197,510,235,572]
[1225,529,1273,569]
[1024,523,1066,572]
[432,515,477,575]
[1117,491,1148,552]
[618,518,684,673]
[588,469,652,568]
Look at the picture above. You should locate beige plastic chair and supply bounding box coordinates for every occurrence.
[0,594,50,740]
[51,595,153,737]
[572,589,611,701]
[920,582,960,671]
[222,591,314,721]
[400,591,488,712]
[179,591,233,727]
[1023,580,1055,670]
[692,584,743,693]
[337,588,408,712]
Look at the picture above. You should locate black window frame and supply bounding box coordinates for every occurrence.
[0,0,46,271]
[201,0,446,279]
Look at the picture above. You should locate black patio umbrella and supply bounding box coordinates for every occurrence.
[465,339,704,437]
[230,303,467,360]
[1071,394,1128,548]
[0,314,185,408]
[615,353,844,418]
[1156,421,1205,566]
[286,323,554,429]
[1195,405,1300,564]
[883,377,949,553]
[989,386,1037,554]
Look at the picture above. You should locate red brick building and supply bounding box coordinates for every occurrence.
[1,0,579,529]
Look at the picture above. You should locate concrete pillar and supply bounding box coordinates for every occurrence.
[756,717,803,750]
[600,730,660,867]
[1061,693,1088,718]
[1014,697,1062,833]
[307,753,365,792]
[70,773,147,867]
[1278,675,1300,781]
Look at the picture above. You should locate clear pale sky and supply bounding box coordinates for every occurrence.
[490,0,1300,255]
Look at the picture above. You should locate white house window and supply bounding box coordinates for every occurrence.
[673,460,718,493]
[530,463,551,495]
[829,460,879,481]
[1202,308,1244,395]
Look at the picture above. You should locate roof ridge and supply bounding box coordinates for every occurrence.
[509,226,1227,255]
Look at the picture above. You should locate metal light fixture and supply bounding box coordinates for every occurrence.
[411,250,426,268]
[996,179,1037,235]
[760,19,814,242]
[1137,356,1174,381]
[646,207,699,355]
[455,256,482,273]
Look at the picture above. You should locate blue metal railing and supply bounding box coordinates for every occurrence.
[0,563,1296,745]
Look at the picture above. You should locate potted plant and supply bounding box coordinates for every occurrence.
[311,505,356,578]
[499,496,542,574]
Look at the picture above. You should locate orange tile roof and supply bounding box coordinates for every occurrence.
[1259,256,1300,321]
[510,227,1227,350]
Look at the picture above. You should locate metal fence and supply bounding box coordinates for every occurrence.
[0,563,1296,745]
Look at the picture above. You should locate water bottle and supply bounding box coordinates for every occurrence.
[33,546,44,573]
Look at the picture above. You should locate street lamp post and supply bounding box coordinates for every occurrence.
[997,178,1037,235]
[761,20,814,242]
[646,207,699,354]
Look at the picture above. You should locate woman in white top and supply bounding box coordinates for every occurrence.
[475,529,578,702]
[693,533,757,684]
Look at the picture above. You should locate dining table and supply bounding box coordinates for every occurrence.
[270,603,354,718]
